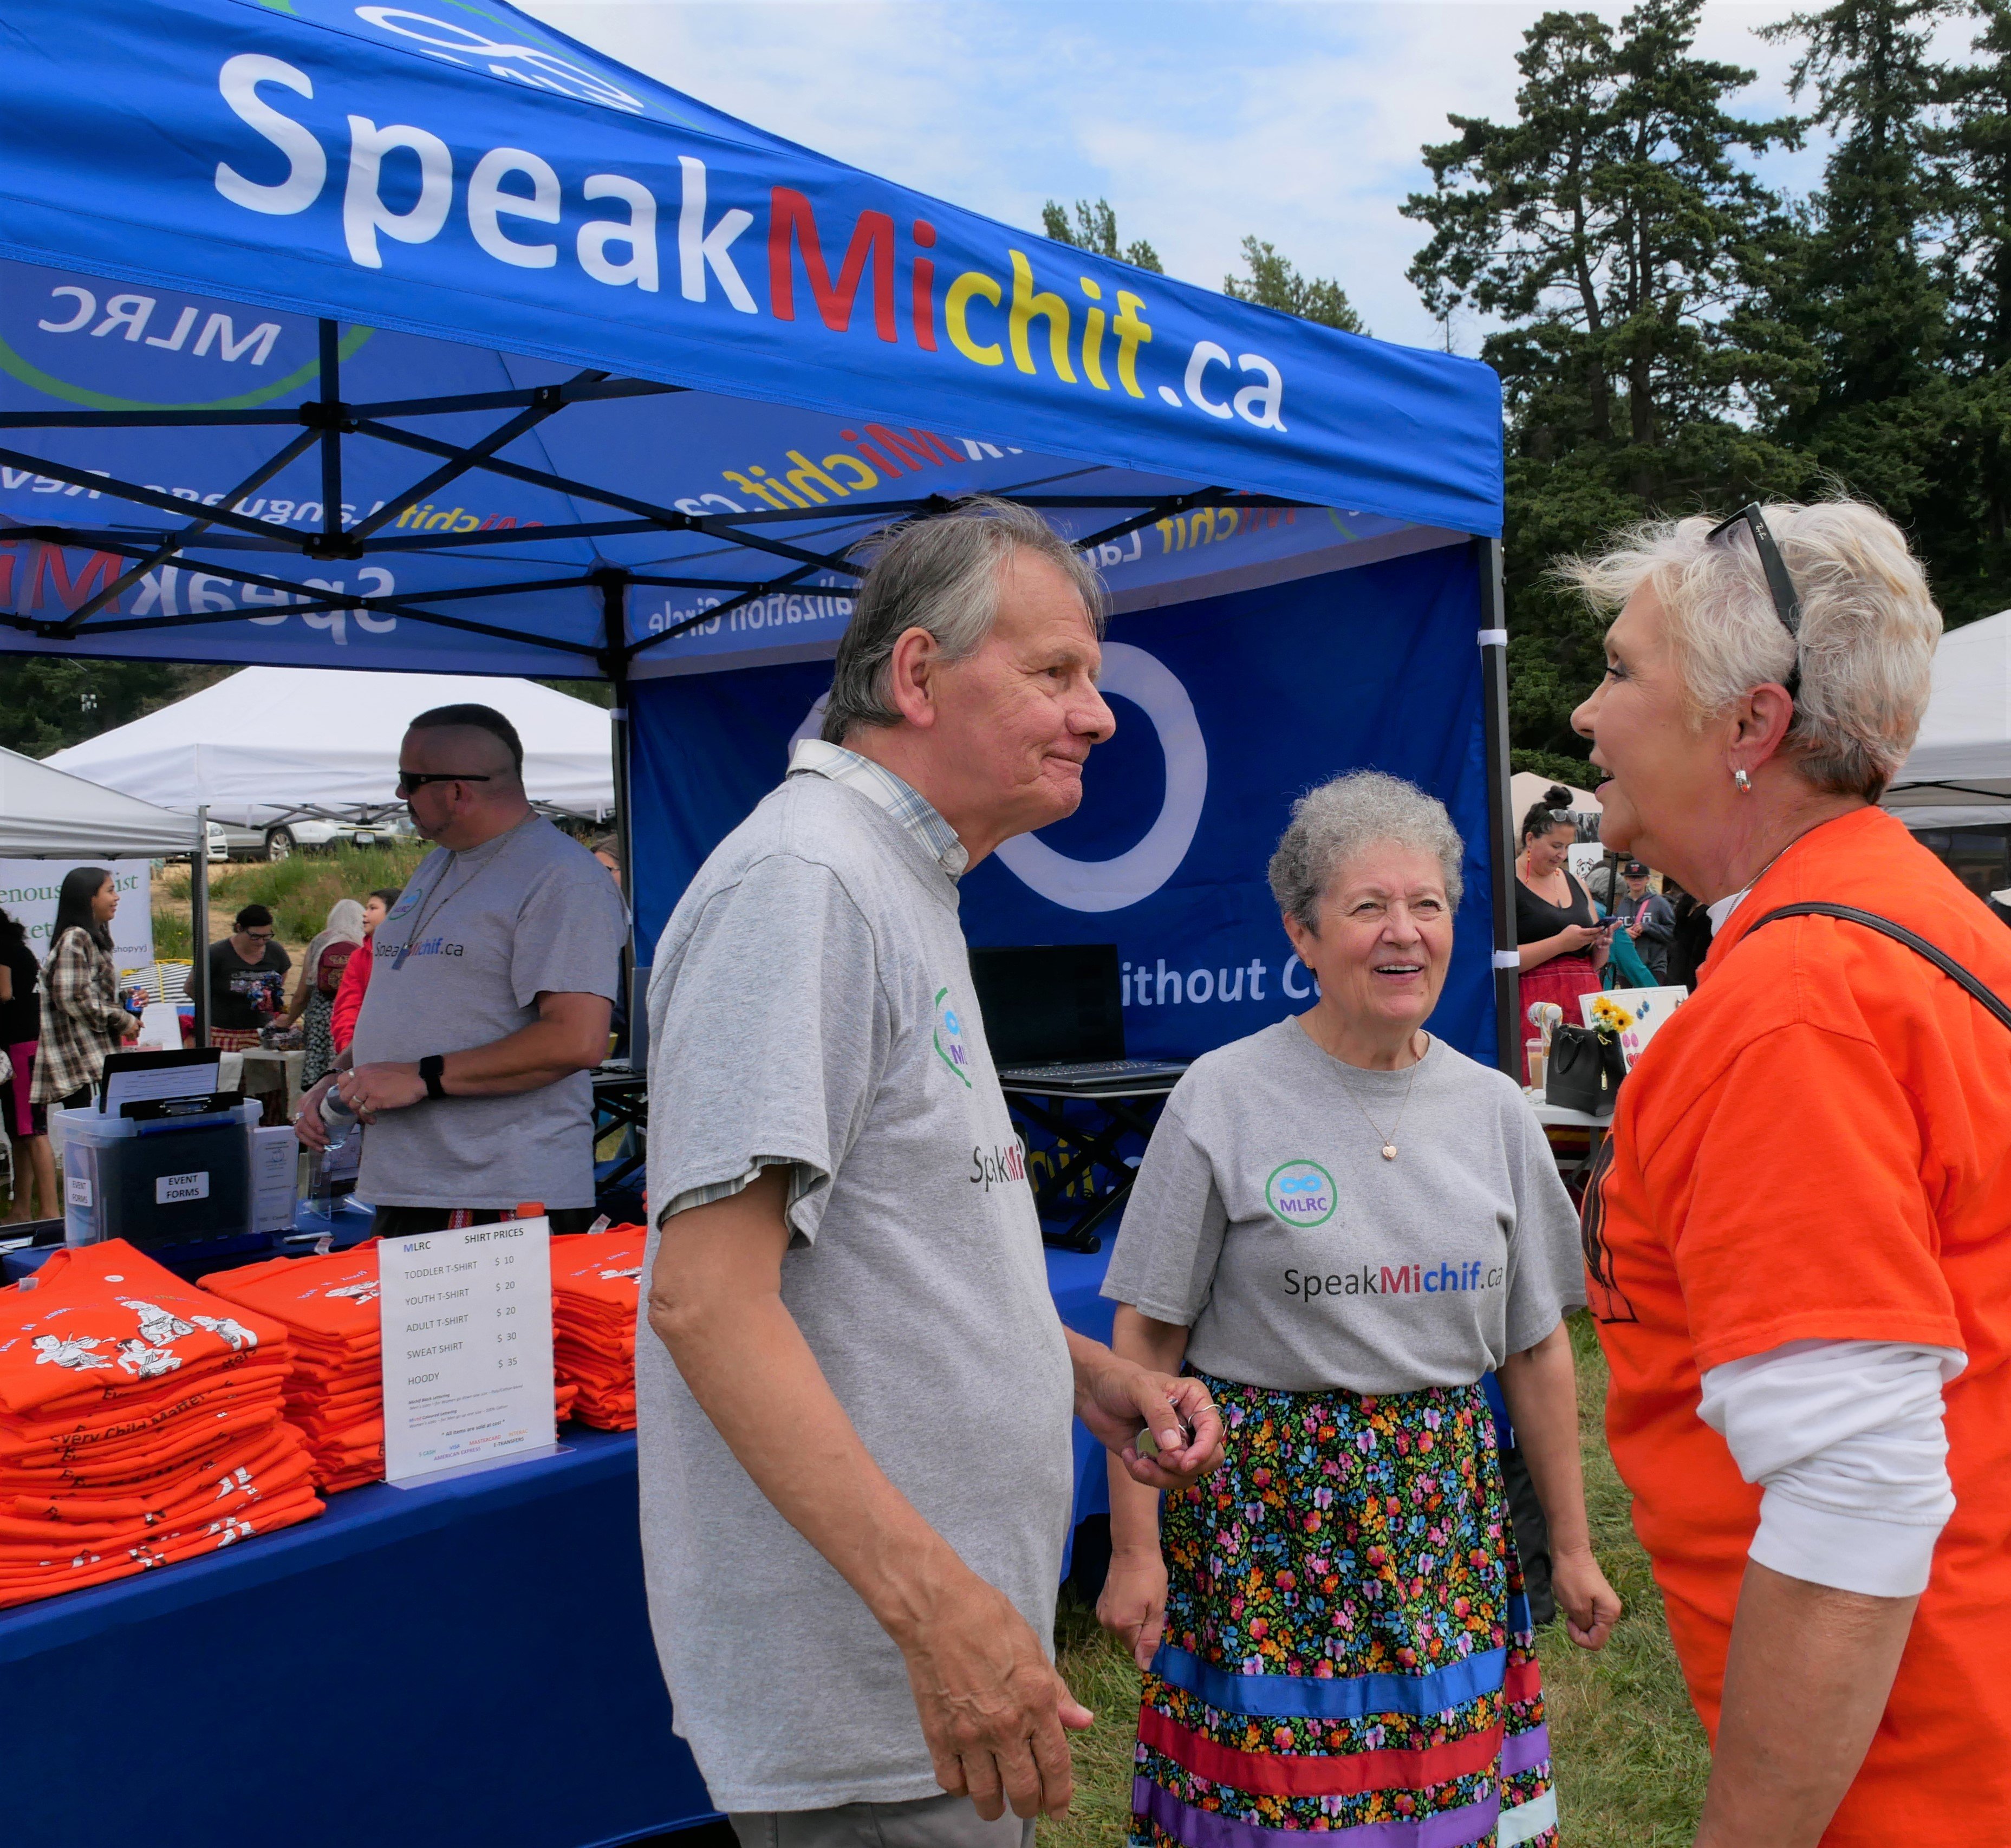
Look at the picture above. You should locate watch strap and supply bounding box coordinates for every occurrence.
[419,1054,448,1100]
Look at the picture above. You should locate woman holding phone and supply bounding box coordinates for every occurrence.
[1515,786,1606,1077]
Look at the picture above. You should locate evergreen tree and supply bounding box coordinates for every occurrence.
[0,657,191,758]
[1222,237,1365,333]
[1938,0,2011,616]
[1405,0,1810,762]
[1762,0,1961,562]
[1039,198,1164,273]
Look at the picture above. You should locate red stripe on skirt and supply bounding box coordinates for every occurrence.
[1139,1704,1504,1797]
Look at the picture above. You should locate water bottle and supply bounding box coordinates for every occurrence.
[311,1083,362,1220]
[318,1082,361,1151]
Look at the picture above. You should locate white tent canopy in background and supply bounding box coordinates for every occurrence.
[1509,771,1603,821]
[49,669,616,828]
[0,744,197,858]
[1884,609,2011,830]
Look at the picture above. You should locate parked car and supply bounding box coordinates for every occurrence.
[261,816,411,860]
[205,821,264,862]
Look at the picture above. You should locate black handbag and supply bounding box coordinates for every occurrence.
[1545,1022,1626,1115]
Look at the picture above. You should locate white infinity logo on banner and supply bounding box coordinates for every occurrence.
[353,8,647,113]
[790,643,1207,913]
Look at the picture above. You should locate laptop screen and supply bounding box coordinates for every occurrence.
[968,945,1125,1066]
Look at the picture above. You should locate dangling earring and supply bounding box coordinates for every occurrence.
[1733,768,1752,793]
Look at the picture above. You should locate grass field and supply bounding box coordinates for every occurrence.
[153,841,433,969]
[1042,1314,1710,1845]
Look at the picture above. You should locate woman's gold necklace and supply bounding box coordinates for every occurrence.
[1333,1036,1426,1161]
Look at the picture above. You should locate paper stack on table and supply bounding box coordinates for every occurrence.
[202,1241,579,1492]
[0,1240,322,1608]
[550,1227,646,1431]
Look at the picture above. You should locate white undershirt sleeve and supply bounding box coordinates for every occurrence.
[1696,1338,1966,1599]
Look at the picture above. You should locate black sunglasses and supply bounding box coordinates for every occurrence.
[1706,503,1804,700]
[396,771,494,795]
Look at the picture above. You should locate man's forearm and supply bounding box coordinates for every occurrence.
[650,1278,966,1642]
[1104,1309,1188,1556]
[437,1019,598,1095]
[1697,1563,1916,1848]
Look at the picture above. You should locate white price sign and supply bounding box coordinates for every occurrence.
[379,1218,556,1485]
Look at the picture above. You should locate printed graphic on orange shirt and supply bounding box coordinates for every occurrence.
[1578,1135,1636,1324]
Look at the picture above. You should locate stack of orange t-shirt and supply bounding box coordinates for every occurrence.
[203,1241,582,1490]
[550,1226,646,1430]
[0,1239,322,1608]
[199,1246,388,1492]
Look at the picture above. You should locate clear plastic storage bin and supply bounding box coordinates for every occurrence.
[56,1100,262,1253]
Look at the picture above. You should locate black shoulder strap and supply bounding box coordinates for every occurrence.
[1745,902,2011,1038]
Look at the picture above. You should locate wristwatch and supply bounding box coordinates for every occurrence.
[419,1055,448,1101]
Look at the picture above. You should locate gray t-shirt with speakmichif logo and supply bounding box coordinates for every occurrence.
[638,773,1075,1814]
[1102,1020,1583,1395]
[352,815,627,1210]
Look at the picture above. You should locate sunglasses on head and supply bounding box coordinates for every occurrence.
[1706,503,1804,700]
[396,771,494,796]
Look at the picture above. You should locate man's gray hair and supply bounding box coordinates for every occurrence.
[821,496,1105,743]
[1267,771,1466,930]
[1555,498,1941,800]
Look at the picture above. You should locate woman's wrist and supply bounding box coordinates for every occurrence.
[1109,1540,1166,1566]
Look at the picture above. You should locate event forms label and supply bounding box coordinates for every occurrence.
[380,1220,556,1483]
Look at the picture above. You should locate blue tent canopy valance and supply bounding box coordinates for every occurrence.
[0,0,1519,1072]
[0,0,1500,678]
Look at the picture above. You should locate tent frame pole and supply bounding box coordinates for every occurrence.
[598,569,642,1074]
[1476,538,1519,1079]
[191,803,211,1050]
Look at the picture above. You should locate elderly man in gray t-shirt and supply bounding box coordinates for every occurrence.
[642,498,1224,1846]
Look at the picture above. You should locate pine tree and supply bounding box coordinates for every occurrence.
[1222,237,1365,333]
[1937,0,2011,617]
[1762,0,1960,550]
[1404,0,1810,761]
[1039,199,1163,274]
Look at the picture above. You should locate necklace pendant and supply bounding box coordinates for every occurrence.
[1381,1143,1398,1161]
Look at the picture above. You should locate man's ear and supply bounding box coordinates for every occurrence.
[884,626,942,730]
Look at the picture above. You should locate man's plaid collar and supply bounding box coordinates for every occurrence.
[788,738,969,879]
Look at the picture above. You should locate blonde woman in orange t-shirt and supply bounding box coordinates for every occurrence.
[1564,498,2011,1848]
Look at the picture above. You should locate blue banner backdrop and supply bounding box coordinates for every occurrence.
[630,543,1496,1067]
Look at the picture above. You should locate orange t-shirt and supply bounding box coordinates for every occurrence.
[1586,807,2011,1843]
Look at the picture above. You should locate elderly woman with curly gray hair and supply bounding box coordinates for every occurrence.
[1096,769,1618,1848]
[1566,498,2011,1848]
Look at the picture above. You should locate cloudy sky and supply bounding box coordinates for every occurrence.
[514,0,1879,353]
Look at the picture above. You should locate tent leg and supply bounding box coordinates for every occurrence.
[1477,539,1520,1079]
[191,804,212,1049]
[611,674,642,1076]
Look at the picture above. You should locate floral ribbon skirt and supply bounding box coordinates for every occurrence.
[1130,1371,1556,1848]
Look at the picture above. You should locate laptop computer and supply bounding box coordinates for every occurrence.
[969,945,1189,1091]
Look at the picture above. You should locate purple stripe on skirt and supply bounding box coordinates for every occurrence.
[1501,1723,1551,1778]
[1134,1778,1501,1848]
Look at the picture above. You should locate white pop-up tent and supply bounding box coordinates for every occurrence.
[1883,609,2011,829]
[0,743,198,858]
[48,668,616,830]
[1509,771,1603,821]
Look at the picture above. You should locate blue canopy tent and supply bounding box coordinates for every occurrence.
[0,10,1512,1843]
[0,0,1514,1069]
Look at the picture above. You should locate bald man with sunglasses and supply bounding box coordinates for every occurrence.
[294,702,627,1238]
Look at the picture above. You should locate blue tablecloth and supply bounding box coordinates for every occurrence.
[0,1429,715,1848]
[0,1241,1125,1847]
